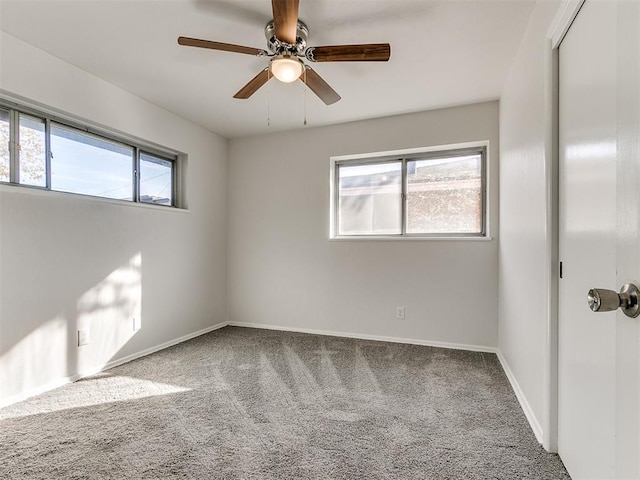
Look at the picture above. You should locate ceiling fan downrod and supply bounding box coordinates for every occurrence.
[264,19,309,56]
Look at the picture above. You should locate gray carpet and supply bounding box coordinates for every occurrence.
[0,326,569,479]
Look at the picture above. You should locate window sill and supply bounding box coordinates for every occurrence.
[329,235,493,242]
[0,182,189,213]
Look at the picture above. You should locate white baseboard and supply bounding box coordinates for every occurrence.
[496,350,544,444]
[0,321,229,409]
[77,321,230,377]
[228,321,498,353]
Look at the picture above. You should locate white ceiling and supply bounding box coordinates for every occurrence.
[0,0,535,138]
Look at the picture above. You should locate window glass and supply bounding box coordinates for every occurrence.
[140,152,173,206]
[19,114,46,187]
[333,147,486,238]
[0,109,9,182]
[406,154,483,234]
[50,123,134,200]
[338,161,402,235]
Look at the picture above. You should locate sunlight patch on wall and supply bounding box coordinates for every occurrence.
[76,253,142,375]
[0,316,67,402]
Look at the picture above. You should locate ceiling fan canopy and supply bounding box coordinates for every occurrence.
[177,0,391,105]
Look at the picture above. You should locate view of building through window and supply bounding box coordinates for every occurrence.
[335,147,485,237]
[406,155,482,234]
[338,162,402,235]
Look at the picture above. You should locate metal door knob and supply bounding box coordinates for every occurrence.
[587,283,640,318]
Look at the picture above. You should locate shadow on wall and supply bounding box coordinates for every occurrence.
[0,253,143,405]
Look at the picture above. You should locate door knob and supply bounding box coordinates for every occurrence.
[587,283,640,318]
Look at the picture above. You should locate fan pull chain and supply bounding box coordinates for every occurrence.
[303,67,307,126]
[267,68,271,127]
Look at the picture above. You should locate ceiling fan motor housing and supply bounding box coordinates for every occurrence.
[265,20,308,55]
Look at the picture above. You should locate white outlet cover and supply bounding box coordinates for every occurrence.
[133,317,141,331]
[78,329,90,346]
[396,307,405,319]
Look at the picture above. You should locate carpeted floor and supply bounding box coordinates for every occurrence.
[0,326,569,479]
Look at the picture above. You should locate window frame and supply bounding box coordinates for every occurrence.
[0,107,12,183]
[0,99,181,209]
[138,150,177,207]
[330,142,489,240]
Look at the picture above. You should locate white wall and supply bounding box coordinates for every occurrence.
[0,33,228,405]
[228,102,499,349]
[498,0,560,445]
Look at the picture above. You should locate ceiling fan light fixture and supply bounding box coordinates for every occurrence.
[270,55,303,83]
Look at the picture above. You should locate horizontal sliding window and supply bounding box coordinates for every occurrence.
[332,145,487,238]
[0,101,179,208]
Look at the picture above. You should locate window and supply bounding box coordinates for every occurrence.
[332,145,487,238]
[338,161,402,235]
[140,152,174,206]
[18,114,47,187]
[0,101,179,208]
[0,109,9,183]
[51,124,134,200]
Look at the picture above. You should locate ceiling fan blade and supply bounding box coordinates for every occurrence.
[300,67,341,105]
[306,44,391,62]
[178,36,267,57]
[233,68,271,99]
[272,0,299,44]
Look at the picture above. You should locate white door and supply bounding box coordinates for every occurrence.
[558,1,640,479]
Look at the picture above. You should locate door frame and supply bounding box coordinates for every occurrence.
[542,0,586,453]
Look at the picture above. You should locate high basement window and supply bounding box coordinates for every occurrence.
[331,144,487,238]
[0,101,179,208]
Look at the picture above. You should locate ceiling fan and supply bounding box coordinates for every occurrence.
[178,0,391,105]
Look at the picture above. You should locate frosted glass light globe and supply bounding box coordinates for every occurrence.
[270,56,303,83]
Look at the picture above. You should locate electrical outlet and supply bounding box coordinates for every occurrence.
[133,317,141,331]
[78,329,90,346]
[396,306,405,320]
